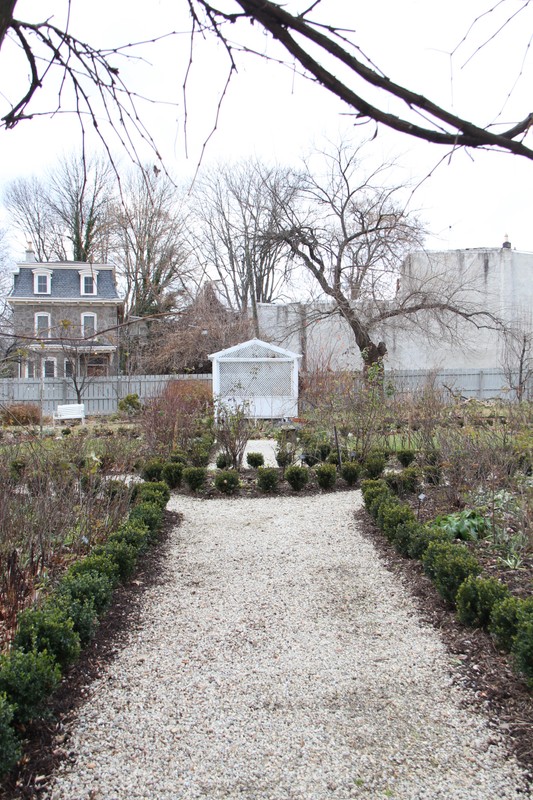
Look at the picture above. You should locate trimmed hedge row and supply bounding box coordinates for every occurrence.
[361,479,533,690]
[0,480,168,777]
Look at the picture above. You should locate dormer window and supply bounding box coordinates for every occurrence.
[80,270,98,296]
[33,269,52,295]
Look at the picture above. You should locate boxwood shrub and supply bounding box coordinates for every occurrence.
[363,452,386,479]
[512,601,533,687]
[489,596,528,652]
[246,452,265,469]
[0,692,21,776]
[182,466,207,492]
[128,501,164,537]
[257,467,279,492]
[314,463,337,490]
[109,520,151,554]
[13,603,81,669]
[58,570,115,617]
[422,541,481,605]
[161,461,183,489]
[214,470,240,495]
[406,525,451,561]
[456,575,510,629]
[67,553,120,590]
[285,465,309,491]
[132,480,170,507]
[340,461,359,486]
[397,449,416,467]
[140,458,165,482]
[93,539,138,583]
[0,649,61,725]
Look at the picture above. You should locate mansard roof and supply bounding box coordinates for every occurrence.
[9,261,121,301]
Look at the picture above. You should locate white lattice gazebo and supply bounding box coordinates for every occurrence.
[209,339,301,419]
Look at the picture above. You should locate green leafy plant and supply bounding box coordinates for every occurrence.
[0,649,61,724]
[314,463,337,490]
[285,465,309,491]
[257,467,279,492]
[456,576,510,629]
[182,466,207,492]
[380,502,417,543]
[246,452,265,469]
[0,692,21,777]
[422,541,481,605]
[13,603,81,668]
[432,509,489,542]
[214,470,240,495]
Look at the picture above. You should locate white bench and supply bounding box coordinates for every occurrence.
[53,403,86,424]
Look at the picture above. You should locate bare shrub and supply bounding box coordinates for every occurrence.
[214,402,252,471]
[0,404,41,426]
[141,380,212,455]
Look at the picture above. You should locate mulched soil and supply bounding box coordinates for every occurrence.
[356,505,533,784]
[2,486,532,797]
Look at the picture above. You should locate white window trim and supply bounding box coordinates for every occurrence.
[42,357,56,378]
[23,360,35,378]
[32,268,52,295]
[35,312,51,338]
[64,358,75,378]
[81,312,97,339]
[79,269,99,296]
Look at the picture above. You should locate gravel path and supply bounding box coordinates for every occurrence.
[46,491,531,800]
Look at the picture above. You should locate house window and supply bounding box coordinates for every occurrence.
[33,270,52,294]
[80,270,98,295]
[64,359,74,378]
[81,313,97,339]
[43,358,56,378]
[35,312,51,338]
[23,360,35,378]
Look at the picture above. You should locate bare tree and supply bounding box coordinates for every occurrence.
[112,167,196,317]
[137,282,253,375]
[501,325,533,403]
[272,142,500,368]
[3,2,532,175]
[4,153,114,262]
[190,159,297,335]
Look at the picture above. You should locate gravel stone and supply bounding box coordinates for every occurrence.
[45,491,531,799]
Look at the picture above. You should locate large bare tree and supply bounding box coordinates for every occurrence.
[190,159,298,335]
[1,3,533,162]
[111,167,196,317]
[273,142,500,368]
[4,153,113,262]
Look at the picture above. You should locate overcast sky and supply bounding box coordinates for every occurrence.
[2,0,533,256]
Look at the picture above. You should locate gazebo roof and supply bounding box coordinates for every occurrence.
[209,338,301,361]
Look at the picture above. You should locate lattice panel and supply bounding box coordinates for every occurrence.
[219,361,291,397]
[230,343,282,359]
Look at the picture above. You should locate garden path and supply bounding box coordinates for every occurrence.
[45,491,531,800]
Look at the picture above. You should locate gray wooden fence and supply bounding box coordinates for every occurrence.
[0,374,212,417]
[0,367,529,418]
[385,367,531,402]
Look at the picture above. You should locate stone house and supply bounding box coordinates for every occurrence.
[8,246,123,379]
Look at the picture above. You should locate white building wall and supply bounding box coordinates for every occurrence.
[257,248,533,373]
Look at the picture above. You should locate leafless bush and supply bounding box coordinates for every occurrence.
[140,380,213,456]
[214,402,253,470]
